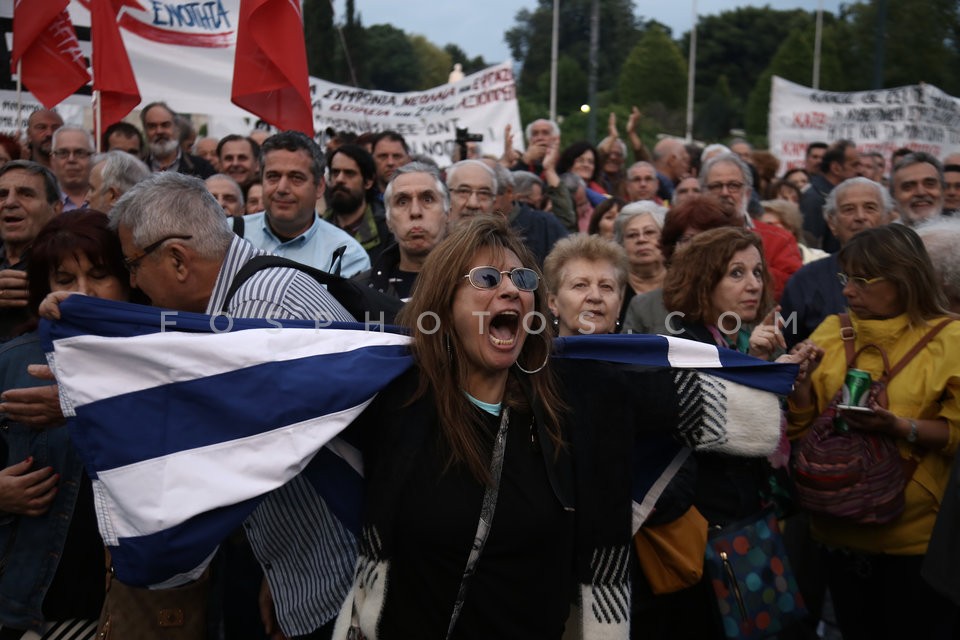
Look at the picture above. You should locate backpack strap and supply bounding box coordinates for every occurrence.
[220,255,336,313]
[231,215,245,238]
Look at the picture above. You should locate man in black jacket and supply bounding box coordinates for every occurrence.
[354,162,449,300]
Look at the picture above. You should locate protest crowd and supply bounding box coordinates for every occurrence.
[0,95,957,640]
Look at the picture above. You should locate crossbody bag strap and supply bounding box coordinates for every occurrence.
[839,315,953,386]
[881,318,954,385]
[838,313,856,366]
[446,407,510,640]
[839,314,891,374]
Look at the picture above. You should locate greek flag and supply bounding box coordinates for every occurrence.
[41,296,797,587]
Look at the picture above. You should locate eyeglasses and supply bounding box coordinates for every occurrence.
[52,149,94,160]
[706,181,745,193]
[451,187,495,203]
[464,266,540,292]
[836,272,884,289]
[124,235,193,272]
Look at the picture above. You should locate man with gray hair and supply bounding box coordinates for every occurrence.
[139,101,215,179]
[354,162,449,300]
[652,138,690,201]
[205,173,245,217]
[484,160,568,266]
[87,150,151,213]
[890,152,945,225]
[624,161,662,203]
[700,152,801,300]
[0,161,62,338]
[50,126,95,210]
[105,172,357,639]
[446,159,498,222]
[916,217,960,312]
[512,170,545,209]
[510,118,560,176]
[780,176,895,347]
[799,139,860,251]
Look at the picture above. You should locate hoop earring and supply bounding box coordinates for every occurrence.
[515,352,549,374]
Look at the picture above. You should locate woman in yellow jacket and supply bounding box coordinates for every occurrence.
[787,224,960,640]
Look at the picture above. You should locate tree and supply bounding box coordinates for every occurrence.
[618,25,687,110]
[410,35,452,89]
[506,0,640,101]
[302,0,336,79]
[535,54,589,114]
[361,24,421,92]
[684,8,811,120]
[743,20,846,138]
[843,0,960,94]
[443,45,488,76]
[696,75,738,142]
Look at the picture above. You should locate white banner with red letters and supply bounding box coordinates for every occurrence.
[769,76,960,174]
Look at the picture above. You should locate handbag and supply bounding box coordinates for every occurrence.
[96,551,208,640]
[792,315,951,525]
[633,504,708,595]
[704,509,807,640]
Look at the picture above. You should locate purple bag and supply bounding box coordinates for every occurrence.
[792,385,910,524]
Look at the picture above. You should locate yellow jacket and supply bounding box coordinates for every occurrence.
[787,312,960,555]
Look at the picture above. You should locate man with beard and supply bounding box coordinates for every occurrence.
[353,162,448,300]
[323,144,391,262]
[25,110,63,169]
[943,162,960,216]
[139,102,214,179]
[891,152,946,225]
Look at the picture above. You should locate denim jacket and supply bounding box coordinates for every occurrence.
[0,333,86,631]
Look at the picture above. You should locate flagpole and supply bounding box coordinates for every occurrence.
[94,90,102,153]
[812,0,823,89]
[15,60,23,135]
[549,0,558,122]
[685,0,697,143]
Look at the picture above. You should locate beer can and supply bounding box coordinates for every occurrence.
[835,368,872,432]
[842,369,872,407]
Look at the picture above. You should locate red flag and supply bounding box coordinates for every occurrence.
[91,0,141,127]
[11,0,91,109]
[231,0,314,136]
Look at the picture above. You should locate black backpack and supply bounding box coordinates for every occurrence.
[221,253,404,325]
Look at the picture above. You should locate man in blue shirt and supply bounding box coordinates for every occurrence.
[241,132,370,277]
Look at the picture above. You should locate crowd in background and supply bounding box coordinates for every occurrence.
[0,101,957,640]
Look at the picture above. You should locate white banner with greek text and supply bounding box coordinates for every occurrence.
[769,76,960,173]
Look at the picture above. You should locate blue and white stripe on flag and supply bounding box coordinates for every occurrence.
[41,296,797,587]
